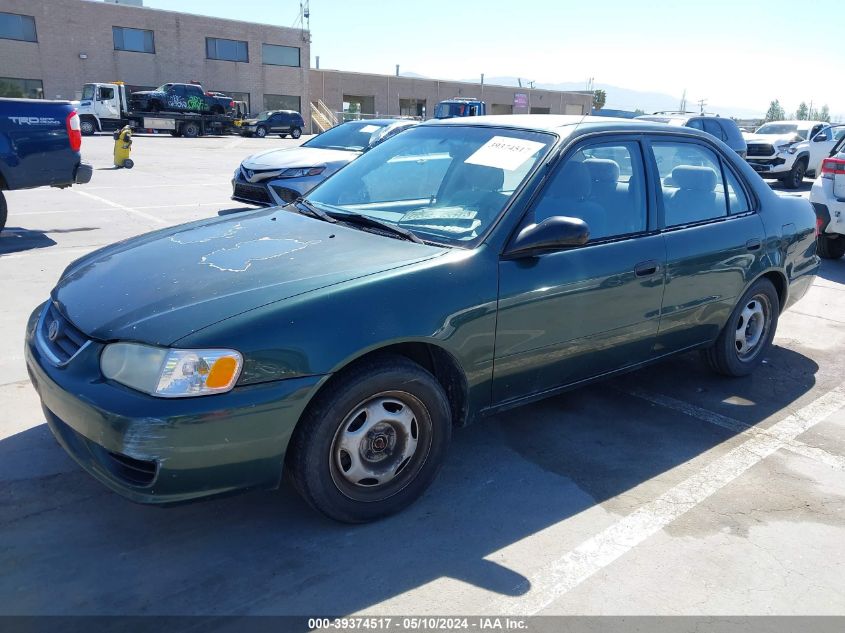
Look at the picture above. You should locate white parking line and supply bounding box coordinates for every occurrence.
[72,190,167,225]
[13,202,235,216]
[491,382,845,615]
[623,387,845,472]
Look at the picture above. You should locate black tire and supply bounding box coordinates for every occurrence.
[291,127,302,139]
[702,278,779,377]
[123,159,134,169]
[781,158,807,189]
[255,126,267,138]
[210,105,224,115]
[818,234,845,259]
[149,101,161,113]
[0,191,7,233]
[181,122,201,138]
[80,118,97,136]
[286,354,452,523]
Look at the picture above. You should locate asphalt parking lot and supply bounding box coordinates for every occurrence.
[1,134,843,617]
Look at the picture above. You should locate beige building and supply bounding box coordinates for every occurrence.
[310,69,592,125]
[0,0,310,118]
[0,0,591,133]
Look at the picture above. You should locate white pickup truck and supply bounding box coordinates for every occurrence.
[744,120,840,189]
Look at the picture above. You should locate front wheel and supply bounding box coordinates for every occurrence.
[80,119,97,136]
[123,159,134,169]
[818,234,845,259]
[181,122,201,138]
[702,278,779,377]
[286,355,452,523]
[781,158,807,189]
[255,126,267,138]
[291,127,302,139]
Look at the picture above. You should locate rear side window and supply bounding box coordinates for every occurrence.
[653,142,729,226]
[687,119,704,131]
[724,167,750,214]
[703,119,728,141]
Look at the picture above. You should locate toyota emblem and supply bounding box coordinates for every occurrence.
[47,320,60,342]
[246,169,254,180]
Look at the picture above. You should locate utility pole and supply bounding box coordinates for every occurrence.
[679,89,687,112]
[696,98,707,115]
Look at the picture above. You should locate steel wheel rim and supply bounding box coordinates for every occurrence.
[329,390,432,502]
[734,294,770,360]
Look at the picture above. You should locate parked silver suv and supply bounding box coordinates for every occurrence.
[636,112,747,157]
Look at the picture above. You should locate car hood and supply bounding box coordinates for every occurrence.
[743,132,806,146]
[53,209,446,345]
[242,147,359,170]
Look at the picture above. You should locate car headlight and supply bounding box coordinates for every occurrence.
[279,167,325,178]
[777,143,798,155]
[101,343,243,398]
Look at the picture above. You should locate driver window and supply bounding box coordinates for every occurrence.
[530,141,647,241]
[97,87,114,101]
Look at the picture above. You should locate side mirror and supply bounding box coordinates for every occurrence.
[813,134,828,142]
[506,216,590,257]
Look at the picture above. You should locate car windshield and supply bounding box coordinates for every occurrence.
[305,125,555,246]
[154,84,171,93]
[81,84,95,100]
[435,103,469,118]
[303,121,391,151]
[257,111,273,120]
[755,123,809,139]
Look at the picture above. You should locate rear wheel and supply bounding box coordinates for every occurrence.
[291,127,302,139]
[80,118,97,136]
[286,354,452,523]
[123,159,134,169]
[181,122,201,138]
[703,278,779,377]
[0,191,7,233]
[781,158,807,189]
[818,234,845,259]
[255,126,268,138]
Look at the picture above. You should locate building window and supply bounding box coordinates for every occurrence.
[399,98,426,118]
[262,44,300,67]
[113,26,155,53]
[206,37,248,62]
[0,77,43,99]
[0,11,37,42]
[263,94,301,113]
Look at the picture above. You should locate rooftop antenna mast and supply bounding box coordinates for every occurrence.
[295,1,311,43]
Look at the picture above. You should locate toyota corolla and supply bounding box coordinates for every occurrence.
[26,116,818,522]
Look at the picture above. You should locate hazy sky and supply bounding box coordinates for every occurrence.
[138,0,842,118]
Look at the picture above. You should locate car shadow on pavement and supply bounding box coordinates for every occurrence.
[0,345,818,616]
[218,206,262,216]
[0,227,98,255]
[767,179,813,194]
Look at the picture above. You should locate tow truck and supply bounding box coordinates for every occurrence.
[76,82,238,138]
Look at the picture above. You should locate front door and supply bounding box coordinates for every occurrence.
[494,137,666,405]
[648,138,767,354]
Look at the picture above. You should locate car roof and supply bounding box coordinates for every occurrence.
[424,113,697,135]
[763,120,827,126]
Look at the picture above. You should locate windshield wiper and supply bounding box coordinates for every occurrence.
[326,211,425,244]
[294,198,337,224]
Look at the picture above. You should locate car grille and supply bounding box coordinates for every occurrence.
[38,302,89,364]
[270,185,301,204]
[233,182,274,206]
[747,143,775,157]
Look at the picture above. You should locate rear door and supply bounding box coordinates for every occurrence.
[648,137,766,354]
[493,135,666,404]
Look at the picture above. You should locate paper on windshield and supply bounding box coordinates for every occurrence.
[465,136,546,171]
[359,125,380,133]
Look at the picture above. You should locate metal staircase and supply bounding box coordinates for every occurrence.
[310,99,338,133]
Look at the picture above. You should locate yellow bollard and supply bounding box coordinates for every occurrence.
[113,125,134,169]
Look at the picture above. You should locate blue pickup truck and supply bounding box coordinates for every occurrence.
[0,98,92,232]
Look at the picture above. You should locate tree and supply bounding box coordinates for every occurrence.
[633,108,645,116]
[819,105,831,122]
[592,89,606,111]
[765,99,785,122]
[796,102,809,120]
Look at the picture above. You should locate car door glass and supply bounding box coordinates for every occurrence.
[723,167,750,214]
[531,141,647,240]
[653,142,728,226]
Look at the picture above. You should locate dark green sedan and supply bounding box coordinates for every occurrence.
[26,116,819,522]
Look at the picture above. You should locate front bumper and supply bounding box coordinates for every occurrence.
[746,156,788,176]
[25,303,324,504]
[231,172,321,207]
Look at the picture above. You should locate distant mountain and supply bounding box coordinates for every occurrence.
[465,76,766,119]
[399,71,431,79]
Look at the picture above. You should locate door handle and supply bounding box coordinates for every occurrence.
[746,238,762,251]
[634,260,660,277]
